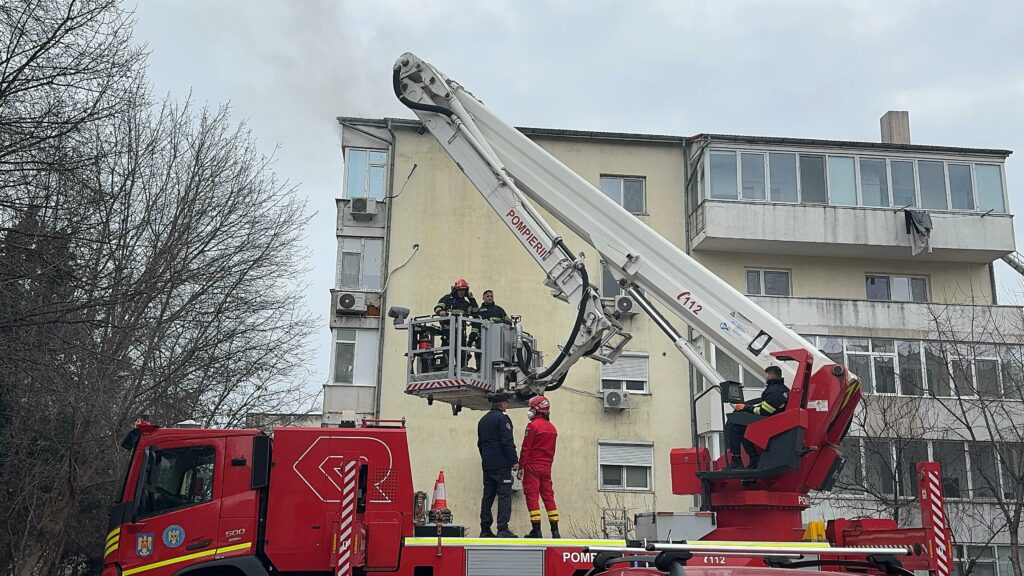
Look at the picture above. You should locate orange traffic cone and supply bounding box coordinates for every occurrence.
[431,471,448,511]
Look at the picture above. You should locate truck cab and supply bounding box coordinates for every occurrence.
[104,421,265,576]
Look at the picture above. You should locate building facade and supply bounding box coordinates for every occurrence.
[331,114,1022,565]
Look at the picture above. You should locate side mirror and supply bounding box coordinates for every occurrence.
[388,306,410,330]
[719,380,745,404]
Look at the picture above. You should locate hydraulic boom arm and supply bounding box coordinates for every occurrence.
[394,52,838,389]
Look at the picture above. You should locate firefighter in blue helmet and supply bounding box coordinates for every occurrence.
[477,393,518,538]
[724,365,789,470]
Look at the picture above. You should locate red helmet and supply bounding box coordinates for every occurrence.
[528,395,550,414]
[453,279,469,290]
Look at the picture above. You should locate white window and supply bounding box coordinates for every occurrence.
[598,441,653,491]
[600,175,646,214]
[709,151,738,199]
[865,274,928,302]
[344,148,388,200]
[601,353,649,394]
[332,329,379,385]
[338,237,383,290]
[746,268,791,296]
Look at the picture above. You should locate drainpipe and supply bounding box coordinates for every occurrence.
[374,119,398,419]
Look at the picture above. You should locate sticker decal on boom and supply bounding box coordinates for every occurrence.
[676,291,703,315]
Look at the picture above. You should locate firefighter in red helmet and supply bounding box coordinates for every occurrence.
[518,395,560,538]
[434,278,478,317]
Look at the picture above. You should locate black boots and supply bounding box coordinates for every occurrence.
[526,523,542,538]
[495,528,517,538]
[550,520,561,539]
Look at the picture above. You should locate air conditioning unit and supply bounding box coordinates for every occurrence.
[350,197,378,221]
[603,389,630,410]
[614,294,637,317]
[335,291,368,315]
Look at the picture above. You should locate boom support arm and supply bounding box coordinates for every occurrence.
[394,54,631,393]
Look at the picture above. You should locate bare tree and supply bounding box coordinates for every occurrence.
[0,97,318,575]
[922,303,1024,576]
[817,302,1024,576]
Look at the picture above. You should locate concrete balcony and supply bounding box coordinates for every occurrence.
[749,295,1024,342]
[689,200,1015,263]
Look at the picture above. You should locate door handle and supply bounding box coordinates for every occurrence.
[185,539,212,551]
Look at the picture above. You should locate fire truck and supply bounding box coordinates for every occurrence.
[99,54,955,576]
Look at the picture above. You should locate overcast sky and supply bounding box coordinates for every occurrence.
[130,0,1024,397]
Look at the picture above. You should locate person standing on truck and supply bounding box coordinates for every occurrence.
[477,393,519,538]
[477,290,511,324]
[724,366,790,470]
[518,395,560,539]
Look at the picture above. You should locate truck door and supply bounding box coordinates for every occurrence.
[119,437,224,575]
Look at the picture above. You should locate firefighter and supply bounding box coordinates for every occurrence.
[434,278,479,317]
[518,395,560,538]
[724,365,790,470]
[477,393,518,538]
[435,279,479,369]
[477,290,511,324]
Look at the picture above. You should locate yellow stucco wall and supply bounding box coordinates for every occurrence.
[379,128,693,536]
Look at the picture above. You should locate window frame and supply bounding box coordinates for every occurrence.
[338,237,383,291]
[137,444,217,519]
[343,148,388,200]
[597,441,654,492]
[701,146,1006,215]
[745,267,792,297]
[600,175,647,215]
[865,273,929,303]
[600,352,650,395]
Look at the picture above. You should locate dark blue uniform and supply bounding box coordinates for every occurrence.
[478,408,518,533]
[725,378,789,467]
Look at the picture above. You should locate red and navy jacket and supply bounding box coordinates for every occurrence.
[520,416,557,472]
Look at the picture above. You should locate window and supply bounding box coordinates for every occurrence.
[598,442,653,491]
[799,155,827,204]
[864,438,896,495]
[741,153,766,200]
[345,149,387,200]
[860,158,889,207]
[998,444,1022,500]
[746,268,790,296]
[975,164,1005,213]
[836,437,864,493]
[138,445,215,517]
[891,160,917,207]
[969,442,1000,498]
[898,340,925,396]
[601,353,649,394]
[332,329,380,385]
[827,156,857,205]
[933,440,968,498]
[865,274,928,302]
[925,343,952,397]
[338,237,383,290]
[709,152,737,199]
[896,439,929,496]
[601,176,646,214]
[846,338,898,394]
[769,152,797,202]
[919,160,948,210]
[948,163,975,210]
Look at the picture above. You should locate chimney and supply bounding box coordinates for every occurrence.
[880,111,911,144]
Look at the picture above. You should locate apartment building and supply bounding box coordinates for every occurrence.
[330,113,1022,567]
